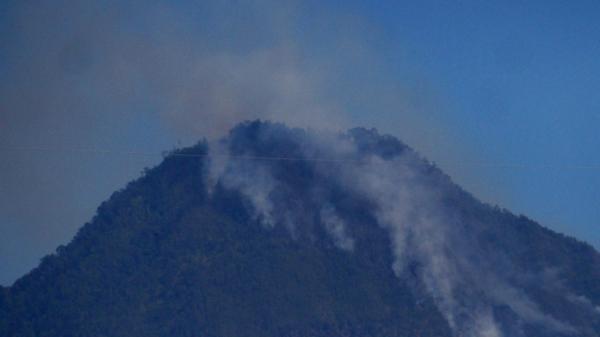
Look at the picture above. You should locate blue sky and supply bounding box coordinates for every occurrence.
[0,0,599,285]
[355,1,600,245]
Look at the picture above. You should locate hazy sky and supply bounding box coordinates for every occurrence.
[1,0,599,286]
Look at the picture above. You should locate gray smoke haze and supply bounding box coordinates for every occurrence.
[1,1,347,139]
[0,0,377,284]
[0,0,501,287]
[320,205,355,251]
[348,155,577,336]
[207,125,586,336]
[1,0,494,287]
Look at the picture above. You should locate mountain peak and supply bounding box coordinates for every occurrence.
[2,121,599,337]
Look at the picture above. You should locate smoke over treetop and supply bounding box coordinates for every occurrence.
[0,0,357,284]
[2,121,600,336]
[208,121,600,336]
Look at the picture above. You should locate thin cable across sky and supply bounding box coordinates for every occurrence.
[2,146,600,169]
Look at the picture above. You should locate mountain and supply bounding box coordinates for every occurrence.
[1,120,599,337]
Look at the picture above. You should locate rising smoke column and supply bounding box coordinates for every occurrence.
[206,122,577,337]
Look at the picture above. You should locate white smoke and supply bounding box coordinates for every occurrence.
[0,0,471,286]
[205,125,579,336]
[207,143,278,227]
[321,206,355,251]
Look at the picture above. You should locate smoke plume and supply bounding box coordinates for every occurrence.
[206,122,581,336]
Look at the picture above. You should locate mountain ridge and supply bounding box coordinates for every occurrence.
[2,120,599,337]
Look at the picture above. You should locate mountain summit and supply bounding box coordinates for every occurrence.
[2,121,599,337]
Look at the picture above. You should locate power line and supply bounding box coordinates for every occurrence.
[0,146,361,163]
[1,146,600,169]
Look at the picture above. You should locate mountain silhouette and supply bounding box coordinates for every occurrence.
[1,120,599,337]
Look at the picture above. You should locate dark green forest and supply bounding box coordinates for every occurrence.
[2,121,599,337]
